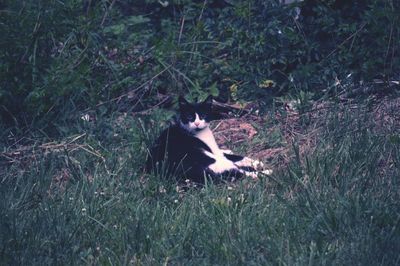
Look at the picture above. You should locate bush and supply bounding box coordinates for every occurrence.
[1,0,399,127]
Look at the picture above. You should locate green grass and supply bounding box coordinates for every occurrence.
[1,98,400,265]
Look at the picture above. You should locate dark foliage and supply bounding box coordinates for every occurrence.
[0,0,399,127]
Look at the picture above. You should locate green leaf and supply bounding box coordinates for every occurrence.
[125,15,151,26]
[209,82,219,97]
[103,24,126,35]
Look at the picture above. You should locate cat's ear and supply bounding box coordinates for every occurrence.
[178,96,189,108]
[203,95,213,107]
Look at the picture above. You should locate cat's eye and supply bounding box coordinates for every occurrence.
[199,114,206,119]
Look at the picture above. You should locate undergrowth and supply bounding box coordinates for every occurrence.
[1,97,399,265]
[1,0,399,264]
[1,0,399,128]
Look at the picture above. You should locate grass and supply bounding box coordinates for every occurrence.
[1,96,400,265]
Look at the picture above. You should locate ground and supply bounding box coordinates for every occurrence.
[212,96,400,175]
[1,95,399,265]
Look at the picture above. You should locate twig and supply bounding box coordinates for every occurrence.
[66,133,86,145]
[178,15,185,44]
[82,64,171,112]
[211,100,251,116]
[101,0,117,27]
[384,19,394,73]
[198,0,207,23]
[131,94,173,115]
[324,22,367,60]
[0,134,102,165]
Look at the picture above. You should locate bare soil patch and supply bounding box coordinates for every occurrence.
[211,96,400,171]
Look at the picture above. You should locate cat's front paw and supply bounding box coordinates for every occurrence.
[241,168,273,179]
[260,169,273,175]
[251,159,264,170]
[234,157,252,168]
[243,171,258,179]
[235,157,264,170]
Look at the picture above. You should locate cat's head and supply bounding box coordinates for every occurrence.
[178,95,213,133]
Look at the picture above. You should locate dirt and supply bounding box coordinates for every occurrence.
[211,96,400,171]
[212,118,258,147]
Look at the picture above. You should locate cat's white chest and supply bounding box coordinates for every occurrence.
[195,127,220,155]
[195,127,237,173]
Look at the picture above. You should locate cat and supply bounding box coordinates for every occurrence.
[145,95,269,184]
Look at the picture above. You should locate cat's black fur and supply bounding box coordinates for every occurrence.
[145,96,253,184]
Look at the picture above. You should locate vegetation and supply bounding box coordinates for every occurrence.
[1,0,399,265]
[2,97,400,265]
[1,0,399,125]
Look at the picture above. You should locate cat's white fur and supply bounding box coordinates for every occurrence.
[192,113,255,174]
[193,116,238,173]
[181,112,272,176]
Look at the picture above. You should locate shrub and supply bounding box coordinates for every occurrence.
[0,0,398,127]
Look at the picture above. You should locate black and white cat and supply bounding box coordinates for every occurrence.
[145,96,270,184]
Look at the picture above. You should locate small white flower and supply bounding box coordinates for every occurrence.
[334,77,341,86]
[261,169,273,175]
[159,186,166,193]
[158,0,169,7]
[81,114,90,121]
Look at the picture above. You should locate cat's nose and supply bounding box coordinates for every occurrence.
[194,122,200,126]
